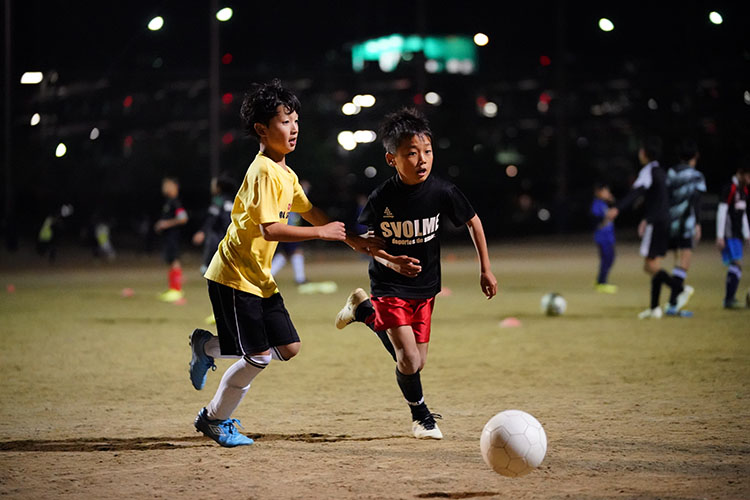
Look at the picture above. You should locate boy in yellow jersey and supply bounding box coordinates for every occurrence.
[189,79,376,447]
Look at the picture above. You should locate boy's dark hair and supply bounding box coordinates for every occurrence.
[640,136,663,161]
[676,138,699,162]
[593,181,609,192]
[240,79,301,139]
[163,176,179,186]
[379,107,433,154]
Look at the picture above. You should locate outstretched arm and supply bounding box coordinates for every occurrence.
[466,214,497,299]
[298,206,383,254]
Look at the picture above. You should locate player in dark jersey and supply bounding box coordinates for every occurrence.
[334,108,497,439]
[155,177,189,302]
[716,163,750,308]
[607,137,692,319]
[664,139,706,316]
[193,174,237,274]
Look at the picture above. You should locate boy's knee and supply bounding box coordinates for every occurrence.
[397,351,422,374]
[276,342,300,360]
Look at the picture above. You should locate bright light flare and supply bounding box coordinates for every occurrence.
[90,127,100,140]
[709,11,723,25]
[482,102,498,118]
[425,92,442,105]
[353,94,376,108]
[473,33,489,46]
[342,102,360,116]
[20,72,43,84]
[216,7,233,22]
[55,143,67,158]
[148,16,164,31]
[598,18,614,32]
[30,113,41,126]
[353,130,377,143]
[337,131,357,151]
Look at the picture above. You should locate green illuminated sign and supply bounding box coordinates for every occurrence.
[352,34,477,74]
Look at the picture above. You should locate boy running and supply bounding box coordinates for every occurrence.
[607,136,692,319]
[335,108,497,439]
[187,80,374,447]
[154,177,189,302]
[716,163,750,309]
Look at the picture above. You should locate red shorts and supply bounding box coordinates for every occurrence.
[370,296,435,343]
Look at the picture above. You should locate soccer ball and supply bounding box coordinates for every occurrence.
[540,292,566,316]
[480,410,547,477]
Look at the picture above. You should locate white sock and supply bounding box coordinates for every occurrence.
[206,358,267,420]
[270,346,287,361]
[271,254,287,275]
[203,336,241,359]
[291,253,306,283]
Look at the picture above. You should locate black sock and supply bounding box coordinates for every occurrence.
[725,264,741,303]
[356,299,396,361]
[650,271,666,308]
[669,267,687,306]
[396,368,429,421]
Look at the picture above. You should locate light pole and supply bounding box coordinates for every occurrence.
[209,0,220,180]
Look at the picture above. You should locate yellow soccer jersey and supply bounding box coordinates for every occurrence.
[204,152,312,297]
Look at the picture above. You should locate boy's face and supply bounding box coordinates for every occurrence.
[638,148,648,165]
[255,105,299,155]
[596,186,613,201]
[162,180,178,198]
[386,134,433,186]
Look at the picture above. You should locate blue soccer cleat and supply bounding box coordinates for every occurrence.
[189,329,216,390]
[665,305,693,318]
[194,407,254,447]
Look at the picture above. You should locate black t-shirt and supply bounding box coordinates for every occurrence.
[720,178,749,239]
[617,161,670,223]
[358,174,475,299]
[160,197,186,239]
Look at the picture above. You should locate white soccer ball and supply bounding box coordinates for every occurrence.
[480,410,547,477]
[540,292,566,316]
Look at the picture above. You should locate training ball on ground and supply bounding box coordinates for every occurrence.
[540,292,566,316]
[480,410,547,477]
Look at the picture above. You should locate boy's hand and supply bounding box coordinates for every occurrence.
[318,221,347,241]
[192,231,205,245]
[693,224,702,243]
[716,237,725,250]
[346,232,385,255]
[480,270,498,299]
[386,255,421,277]
[605,207,619,222]
[154,220,166,233]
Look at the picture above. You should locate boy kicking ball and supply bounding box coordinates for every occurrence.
[336,108,497,439]
[188,80,374,447]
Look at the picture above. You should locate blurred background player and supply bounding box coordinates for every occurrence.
[716,162,750,309]
[36,204,74,264]
[664,139,706,316]
[154,177,189,302]
[590,182,617,293]
[270,179,311,285]
[193,173,237,275]
[187,79,375,447]
[607,136,692,319]
[335,108,497,440]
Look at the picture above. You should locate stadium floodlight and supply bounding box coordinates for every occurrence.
[482,102,498,117]
[90,127,100,140]
[55,143,67,158]
[148,16,164,31]
[709,11,723,25]
[473,33,489,46]
[216,7,233,22]
[598,18,614,32]
[30,113,41,126]
[20,72,43,84]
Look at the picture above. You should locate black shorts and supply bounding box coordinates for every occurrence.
[668,236,694,251]
[162,231,181,264]
[640,221,669,259]
[207,280,299,356]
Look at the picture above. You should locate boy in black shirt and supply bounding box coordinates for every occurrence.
[155,177,189,302]
[607,137,692,318]
[335,108,497,439]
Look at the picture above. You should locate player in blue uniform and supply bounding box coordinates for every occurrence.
[590,183,617,293]
[335,108,497,439]
[607,137,692,319]
[664,140,706,316]
[716,163,750,308]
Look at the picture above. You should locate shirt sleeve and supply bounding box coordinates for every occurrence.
[443,183,476,227]
[290,177,312,213]
[245,169,283,225]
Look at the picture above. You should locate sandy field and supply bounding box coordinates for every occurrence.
[1,240,748,499]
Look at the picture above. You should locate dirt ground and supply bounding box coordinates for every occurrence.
[1,240,748,499]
